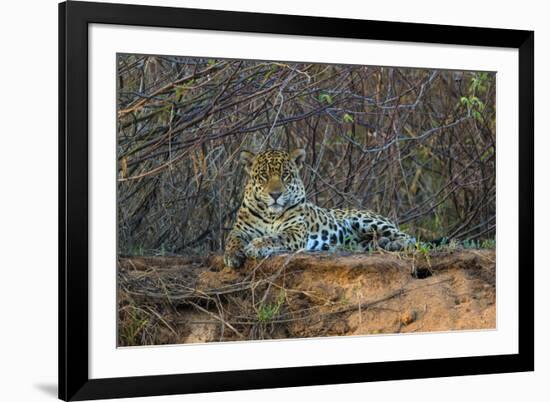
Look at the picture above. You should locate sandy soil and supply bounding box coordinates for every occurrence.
[118,249,495,345]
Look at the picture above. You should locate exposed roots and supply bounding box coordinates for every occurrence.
[118,249,495,345]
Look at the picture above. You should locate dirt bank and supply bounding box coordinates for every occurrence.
[118,249,495,345]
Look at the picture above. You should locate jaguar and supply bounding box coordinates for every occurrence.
[223,148,416,268]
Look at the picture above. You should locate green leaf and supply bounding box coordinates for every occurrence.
[480,146,494,162]
[318,93,333,104]
[343,113,354,123]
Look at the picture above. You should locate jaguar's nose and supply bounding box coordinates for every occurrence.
[269,191,282,201]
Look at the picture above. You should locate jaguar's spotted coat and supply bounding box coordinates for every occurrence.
[223,149,415,268]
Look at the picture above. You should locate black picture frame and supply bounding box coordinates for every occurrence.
[59,1,534,400]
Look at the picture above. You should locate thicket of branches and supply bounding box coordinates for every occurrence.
[117,54,496,256]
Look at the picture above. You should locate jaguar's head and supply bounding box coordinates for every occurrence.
[240,148,306,216]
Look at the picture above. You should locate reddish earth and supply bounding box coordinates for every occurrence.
[118,249,495,345]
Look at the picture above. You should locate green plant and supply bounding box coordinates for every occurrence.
[460,95,484,121]
[447,239,459,251]
[462,239,480,249]
[415,238,432,264]
[119,307,149,346]
[129,245,145,256]
[174,79,195,99]
[318,92,333,104]
[437,236,449,247]
[343,113,354,123]
[256,289,286,323]
[460,72,489,122]
[416,241,431,254]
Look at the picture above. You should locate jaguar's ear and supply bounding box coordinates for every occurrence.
[239,150,255,174]
[290,148,306,169]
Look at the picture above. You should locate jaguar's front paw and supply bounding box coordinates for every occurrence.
[223,251,245,268]
[243,238,273,259]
